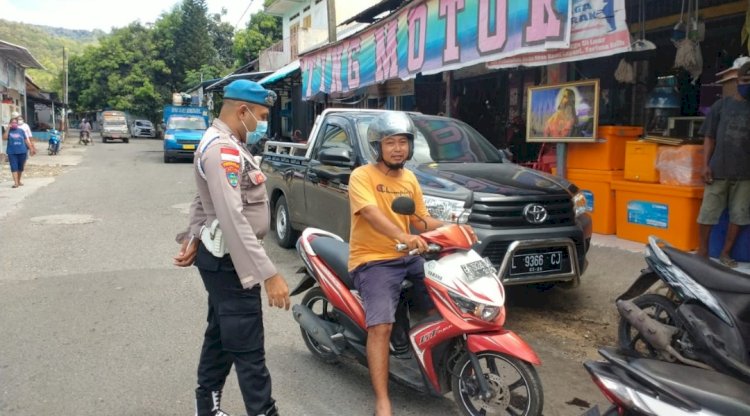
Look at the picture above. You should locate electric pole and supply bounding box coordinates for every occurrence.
[63,47,69,133]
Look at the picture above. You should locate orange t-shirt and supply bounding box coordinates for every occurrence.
[348,164,430,271]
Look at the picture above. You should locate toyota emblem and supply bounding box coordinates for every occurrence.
[522,204,548,224]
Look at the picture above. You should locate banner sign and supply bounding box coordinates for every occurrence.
[488,0,630,69]
[301,0,572,99]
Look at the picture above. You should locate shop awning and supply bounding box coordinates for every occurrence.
[205,71,272,92]
[300,0,576,100]
[0,39,44,69]
[258,60,300,86]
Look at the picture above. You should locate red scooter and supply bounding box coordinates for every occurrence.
[291,197,544,416]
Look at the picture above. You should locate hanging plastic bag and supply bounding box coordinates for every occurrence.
[675,39,703,80]
[614,59,636,84]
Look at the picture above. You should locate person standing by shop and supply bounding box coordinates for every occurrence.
[696,60,750,267]
[3,118,36,188]
[173,80,290,416]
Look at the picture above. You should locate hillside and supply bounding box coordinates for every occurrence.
[0,20,104,93]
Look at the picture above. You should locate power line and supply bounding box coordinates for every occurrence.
[235,0,256,29]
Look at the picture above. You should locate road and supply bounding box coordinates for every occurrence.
[0,137,646,415]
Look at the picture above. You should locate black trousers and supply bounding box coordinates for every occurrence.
[195,244,274,416]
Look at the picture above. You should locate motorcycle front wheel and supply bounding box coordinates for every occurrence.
[299,287,340,364]
[452,351,543,416]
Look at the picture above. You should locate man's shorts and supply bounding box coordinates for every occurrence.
[7,153,27,173]
[697,179,750,225]
[351,256,433,328]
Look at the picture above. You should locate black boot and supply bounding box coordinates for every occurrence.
[196,388,232,416]
[254,401,279,416]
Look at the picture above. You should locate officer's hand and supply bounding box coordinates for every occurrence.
[264,274,290,310]
[173,237,199,267]
[703,165,713,184]
[398,232,428,253]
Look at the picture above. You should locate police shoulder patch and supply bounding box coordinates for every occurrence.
[226,171,239,188]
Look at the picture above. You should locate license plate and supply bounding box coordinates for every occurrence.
[182,144,196,150]
[460,258,496,282]
[510,251,563,276]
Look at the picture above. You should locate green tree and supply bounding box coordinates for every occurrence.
[174,0,213,88]
[68,23,170,121]
[209,9,236,69]
[233,12,282,65]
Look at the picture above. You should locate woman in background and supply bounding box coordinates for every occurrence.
[3,119,36,188]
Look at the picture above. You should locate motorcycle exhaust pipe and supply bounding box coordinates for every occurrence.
[616,300,713,370]
[292,304,342,355]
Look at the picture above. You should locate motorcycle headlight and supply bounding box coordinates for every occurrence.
[448,291,500,322]
[573,192,587,217]
[423,195,471,223]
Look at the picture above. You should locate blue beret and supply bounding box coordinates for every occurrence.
[223,80,277,107]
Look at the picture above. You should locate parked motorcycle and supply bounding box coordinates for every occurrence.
[291,196,544,416]
[583,347,750,415]
[47,129,61,155]
[616,236,750,381]
[79,130,91,146]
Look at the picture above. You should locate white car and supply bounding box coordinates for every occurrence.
[131,120,156,138]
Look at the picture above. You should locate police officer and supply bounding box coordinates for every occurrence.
[174,79,290,416]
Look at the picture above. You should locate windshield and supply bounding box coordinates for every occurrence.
[355,114,502,163]
[167,116,207,130]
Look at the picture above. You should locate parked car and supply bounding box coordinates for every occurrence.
[131,119,156,138]
[261,109,592,288]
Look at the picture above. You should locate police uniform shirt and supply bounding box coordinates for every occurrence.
[188,118,276,289]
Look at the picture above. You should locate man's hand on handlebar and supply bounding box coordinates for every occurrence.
[398,232,428,253]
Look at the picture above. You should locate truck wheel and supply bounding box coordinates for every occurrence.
[274,196,298,248]
[124,138,130,143]
[163,154,172,163]
[102,137,107,143]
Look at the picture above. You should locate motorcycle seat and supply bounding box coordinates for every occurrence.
[663,246,750,294]
[630,358,750,415]
[310,237,354,289]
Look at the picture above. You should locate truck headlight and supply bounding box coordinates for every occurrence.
[423,195,471,223]
[573,192,587,217]
[448,291,501,322]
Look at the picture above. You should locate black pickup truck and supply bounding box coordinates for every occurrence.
[260,109,592,287]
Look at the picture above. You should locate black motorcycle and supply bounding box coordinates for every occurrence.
[79,130,92,146]
[616,236,750,381]
[583,347,750,415]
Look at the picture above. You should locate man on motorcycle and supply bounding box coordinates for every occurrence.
[79,118,92,141]
[347,112,473,416]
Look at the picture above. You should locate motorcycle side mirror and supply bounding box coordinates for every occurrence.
[392,197,416,216]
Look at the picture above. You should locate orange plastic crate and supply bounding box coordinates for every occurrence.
[611,180,704,250]
[624,141,661,183]
[567,169,624,235]
[567,125,643,171]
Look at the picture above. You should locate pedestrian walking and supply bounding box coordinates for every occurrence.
[3,118,36,188]
[696,58,750,267]
[173,79,290,416]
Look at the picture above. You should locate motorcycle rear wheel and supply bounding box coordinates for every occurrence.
[452,351,543,416]
[299,287,340,364]
[617,293,680,359]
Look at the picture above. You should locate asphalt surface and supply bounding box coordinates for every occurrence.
[0,137,647,415]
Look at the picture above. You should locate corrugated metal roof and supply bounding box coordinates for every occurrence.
[0,39,44,69]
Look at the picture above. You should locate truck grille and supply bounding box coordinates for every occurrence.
[470,195,574,228]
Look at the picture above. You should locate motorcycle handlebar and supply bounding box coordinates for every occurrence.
[395,243,441,255]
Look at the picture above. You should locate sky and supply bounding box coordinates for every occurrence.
[0,0,265,32]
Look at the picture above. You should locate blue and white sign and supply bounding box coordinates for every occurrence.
[627,201,668,229]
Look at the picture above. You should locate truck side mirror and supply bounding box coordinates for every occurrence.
[318,147,353,168]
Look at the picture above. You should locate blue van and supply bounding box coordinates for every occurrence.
[163,105,209,163]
